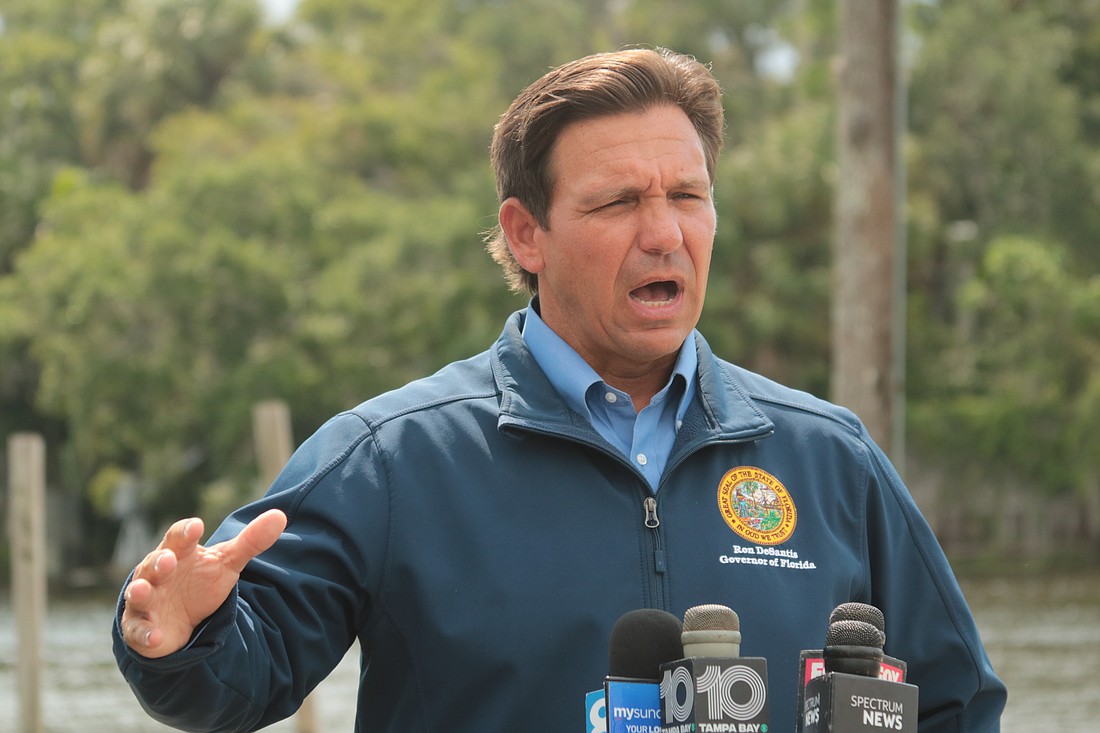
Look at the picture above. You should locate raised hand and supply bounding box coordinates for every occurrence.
[120,508,288,658]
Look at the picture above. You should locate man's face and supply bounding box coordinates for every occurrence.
[506,105,716,384]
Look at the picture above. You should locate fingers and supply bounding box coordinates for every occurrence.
[214,509,288,574]
[121,582,162,650]
[120,517,204,653]
[121,567,167,653]
[118,510,286,657]
[162,516,205,556]
[129,517,201,586]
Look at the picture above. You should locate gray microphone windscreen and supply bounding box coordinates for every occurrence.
[682,603,740,633]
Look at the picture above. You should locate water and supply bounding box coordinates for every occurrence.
[1,573,1097,732]
[958,572,1100,731]
[0,600,360,732]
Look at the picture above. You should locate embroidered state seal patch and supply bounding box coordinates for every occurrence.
[717,466,797,545]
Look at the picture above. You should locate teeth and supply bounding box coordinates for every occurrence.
[630,280,678,305]
[632,294,675,306]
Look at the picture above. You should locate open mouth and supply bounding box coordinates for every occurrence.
[629,280,681,306]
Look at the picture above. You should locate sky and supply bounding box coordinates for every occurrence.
[261,0,299,25]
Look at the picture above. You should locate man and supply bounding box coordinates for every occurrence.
[114,48,1006,733]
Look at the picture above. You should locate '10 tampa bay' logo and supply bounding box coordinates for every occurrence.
[716,466,797,546]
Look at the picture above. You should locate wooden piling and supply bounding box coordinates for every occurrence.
[251,401,317,733]
[8,432,47,733]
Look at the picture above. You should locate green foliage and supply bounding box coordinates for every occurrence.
[0,0,1098,559]
[2,72,517,523]
[74,0,262,187]
[0,26,82,272]
[904,0,1100,503]
[704,98,834,394]
[910,237,1100,494]
[908,0,1083,238]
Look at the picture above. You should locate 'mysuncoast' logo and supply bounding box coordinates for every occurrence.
[613,707,660,721]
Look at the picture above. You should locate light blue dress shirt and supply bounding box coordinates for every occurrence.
[521,304,697,492]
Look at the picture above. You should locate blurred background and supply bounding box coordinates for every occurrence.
[1,0,1097,731]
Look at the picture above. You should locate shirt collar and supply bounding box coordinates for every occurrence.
[521,300,698,421]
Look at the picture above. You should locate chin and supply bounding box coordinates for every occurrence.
[632,331,692,361]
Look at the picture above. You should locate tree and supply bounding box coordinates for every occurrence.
[830,0,900,452]
[702,98,834,395]
[910,237,1100,514]
[73,0,262,188]
[907,0,1085,275]
[4,0,1100,569]
[905,0,1100,469]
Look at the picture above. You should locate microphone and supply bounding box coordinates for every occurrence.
[799,603,919,733]
[680,603,741,657]
[824,619,885,677]
[795,602,909,729]
[830,602,885,630]
[609,608,686,681]
[658,604,770,733]
[586,608,683,733]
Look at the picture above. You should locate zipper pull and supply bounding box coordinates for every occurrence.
[644,496,667,573]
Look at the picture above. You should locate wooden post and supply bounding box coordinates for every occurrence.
[253,400,295,488]
[832,0,900,455]
[251,401,317,733]
[9,432,47,733]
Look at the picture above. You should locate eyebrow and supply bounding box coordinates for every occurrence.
[578,185,637,208]
[579,178,711,207]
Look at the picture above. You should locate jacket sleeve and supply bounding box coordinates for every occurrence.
[112,412,388,733]
[859,431,1007,733]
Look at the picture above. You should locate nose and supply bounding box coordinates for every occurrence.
[637,198,684,255]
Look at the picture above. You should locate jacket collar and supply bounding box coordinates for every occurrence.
[491,309,774,443]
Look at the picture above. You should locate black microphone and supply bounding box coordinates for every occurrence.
[830,602,885,630]
[795,602,910,730]
[609,608,685,681]
[658,604,770,733]
[824,619,885,677]
[799,604,919,733]
[588,608,683,733]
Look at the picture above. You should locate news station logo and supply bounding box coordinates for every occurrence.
[801,673,917,733]
[659,658,770,733]
[717,467,797,546]
[586,689,606,733]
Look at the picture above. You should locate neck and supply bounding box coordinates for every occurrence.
[598,355,678,412]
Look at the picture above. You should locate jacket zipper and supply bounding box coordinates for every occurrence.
[643,496,668,610]
[644,495,660,530]
[507,421,772,608]
[645,431,773,609]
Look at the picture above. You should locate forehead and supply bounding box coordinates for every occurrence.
[547,106,709,193]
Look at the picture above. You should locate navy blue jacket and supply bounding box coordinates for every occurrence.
[114,309,1006,732]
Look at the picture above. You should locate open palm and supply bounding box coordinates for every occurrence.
[120,509,287,658]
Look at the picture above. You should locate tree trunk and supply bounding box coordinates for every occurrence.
[832,0,900,454]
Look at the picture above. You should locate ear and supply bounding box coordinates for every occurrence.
[498,197,546,275]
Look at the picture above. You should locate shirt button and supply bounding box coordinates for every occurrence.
[604,392,618,404]
[636,453,648,466]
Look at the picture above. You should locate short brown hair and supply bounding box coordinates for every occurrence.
[485,47,725,295]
